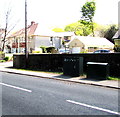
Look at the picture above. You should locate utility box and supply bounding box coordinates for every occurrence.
[87,62,109,80]
[63,57,83,77]
[13,54,26,68]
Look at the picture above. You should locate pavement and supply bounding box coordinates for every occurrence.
[0,61,119,89]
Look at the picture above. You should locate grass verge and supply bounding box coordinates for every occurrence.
[13,68,63,75]
[108,76,120,80]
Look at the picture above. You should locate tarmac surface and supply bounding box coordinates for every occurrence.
[0,61,119,89]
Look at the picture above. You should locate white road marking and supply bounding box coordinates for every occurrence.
[66,100,120,115]
[0,82,32,93]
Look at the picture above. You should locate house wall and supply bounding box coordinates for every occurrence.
[114,39,120,52]
[8,36,35,53]
[28,36,35,52]
[68,38,114,53]
[85,45,113,52]
[34,36,62,50]
[68,39,85,53]
[35,36,52,49]
[7,35,62,53]
[53,37,62,49]
[114,39,120,46]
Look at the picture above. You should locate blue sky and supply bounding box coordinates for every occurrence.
[0,0,119,32]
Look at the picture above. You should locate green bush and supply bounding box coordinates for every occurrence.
[108,76,120,80]
[4,56,9,61]
[40,46,55,53]
[46,47,55,53]
[0,60,6,62]
[32,51,42,53]
[40,46,47,53]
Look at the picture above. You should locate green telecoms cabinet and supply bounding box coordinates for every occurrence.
[63,57,83,77]
[87,62,109,80]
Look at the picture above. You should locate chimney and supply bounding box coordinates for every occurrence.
[31,21,35,25]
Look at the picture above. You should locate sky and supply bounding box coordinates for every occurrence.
[0,0,119,32]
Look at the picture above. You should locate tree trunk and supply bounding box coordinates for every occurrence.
[2,29,7,52]
[91,20,95,37]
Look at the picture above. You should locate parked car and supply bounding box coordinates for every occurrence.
[59,49,70,54]
[93,49,113,53]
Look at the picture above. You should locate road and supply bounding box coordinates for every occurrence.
[0,72,119,116]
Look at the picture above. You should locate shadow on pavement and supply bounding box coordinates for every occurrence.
[53,74,73,79]
[4,67,106,82]
[79,77,107,81]
[5,67,13,69]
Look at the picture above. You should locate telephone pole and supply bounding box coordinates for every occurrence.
[25,0,28,68]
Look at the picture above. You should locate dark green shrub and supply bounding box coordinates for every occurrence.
[46,47,55,53]
[4,56,9,61]
[40,46,47,53]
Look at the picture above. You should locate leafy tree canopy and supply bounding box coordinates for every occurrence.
[52,27,64,32]
[64,20,97,36]
[81,1,96,22]
[64,1,96,36]
[81,1,96,36]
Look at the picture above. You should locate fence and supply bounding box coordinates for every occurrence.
[13,53,120,77]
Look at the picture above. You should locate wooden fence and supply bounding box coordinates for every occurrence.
[13,53,120,77]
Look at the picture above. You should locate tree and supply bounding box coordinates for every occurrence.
[64,21,93,36]
[81,1,96,36]
[64,1,96,36]
[1,8,18,52]
[104,25,118,43]
[1,9,10,52]
[64,22,79,34]
[52,28,64,32]
[94,24,108,37]
[95,24,118,43]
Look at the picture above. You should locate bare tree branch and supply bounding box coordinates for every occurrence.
[1,6,19,52]
[6,19,20,36]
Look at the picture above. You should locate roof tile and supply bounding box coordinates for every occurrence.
[9,21,38,38]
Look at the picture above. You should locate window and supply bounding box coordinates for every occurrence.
[50,37,53,42]
[20,37,25,42]
[88,47,98,52]
[64,36,68,40]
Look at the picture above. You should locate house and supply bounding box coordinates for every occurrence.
[50,32,75,49]
[112,28,120,51]
[55,32,75,42]
[33,26,62,51]
[66,36,114,53]
[7,21,62,53]
[7,21,38,53]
